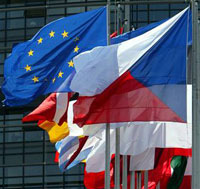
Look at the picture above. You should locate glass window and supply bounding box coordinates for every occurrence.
[46,164,63,175]
[6,30,24,41]
[5,154,23,165]
[170,10,180,17]
[149,4,169,10]
[0,155,3,165]
[0,12,5,19]
[25,142,43,153]
[46,152,56,163]
[87,0,106,1]
[138,4,147,10]
[46,142,55,152]
[47,8,65,15]
[46,15,63,23]
[5,143,23,154]
[138,11,148,21]
[24,165,42,176]
[0,53,5,63]
[149,11,169,22]
[0,31,5,40]
[5,113,23,120]
[0,20,5,30]
[7,10,24,18]
[7,0,25,7]
[4,119,23,126]
[170,3,187,9]
[5,126,22,132]
[26,28,39,39]
[7,18,25,29]
[67,0,85,2]
[4,178,22,185]
[0,0,6,8]
[66,164,84,174]
[0,42,5,47]
[0,131,3,143]
[5,132,22,142]
[25,153,43,164]
[24,176,43,184]
[26,17,45,28]
[45,175,63,183]
[0,168,2,177]
[5,166,22,177]
[26,0,45,6]
[0,79,4,88]
[47,0,65,4]
[25,130,43,141]
[137,22,148,28]
[87,6,101,11]
[66,7,85,14]
[25,9,46,18]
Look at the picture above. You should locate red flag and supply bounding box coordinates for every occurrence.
[84,154,115,189]
[84,148,191,189]
[23,92,72,125]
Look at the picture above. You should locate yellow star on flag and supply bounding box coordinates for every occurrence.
[62,30,68,38]
[32,76,39,83]
[52,78,56,83]
[24,65,31,71]
[49,30,55,38]
[68,60,74,67]
[58,71,64,78]
[37,37,43,44]
[28,50,34,56]
[74,37,79,42]
[74,46,79,53]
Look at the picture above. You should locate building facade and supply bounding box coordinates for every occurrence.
[0,0,188,188]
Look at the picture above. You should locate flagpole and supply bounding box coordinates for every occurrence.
[105,123,111,189]
[122,3,129,188]
[105,0,111,189]
[115,128,120,189]
[115,3,121,189]
[122,155,128,189]
[144,171,148,189]
[130,171,135,189]
[137,172,141,189]
[192,0,200,188]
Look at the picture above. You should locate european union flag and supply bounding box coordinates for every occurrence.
[2,7,107,106]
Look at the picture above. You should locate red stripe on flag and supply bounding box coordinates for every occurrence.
[54,151,59,163]
[74,72,185,127]
[65,136,88,169]
[22,93,57,123]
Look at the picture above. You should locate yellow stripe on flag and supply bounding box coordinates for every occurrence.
[38,121,69,143]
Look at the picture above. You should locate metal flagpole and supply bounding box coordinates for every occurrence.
[192,0,200,188]
[122,4,129,188]
[156,181,160,189]
[115,3,121,189]
[105,0,111,188]
[144,171,148,189]
[122,155,128,189]
[130,171,135,189]
[115,127,120,189]
[137,172,141,189]
[105,123,111,189]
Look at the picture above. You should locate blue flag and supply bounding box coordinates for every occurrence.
[2,7,107,106]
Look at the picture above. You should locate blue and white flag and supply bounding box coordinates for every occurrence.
[2,7,107,106]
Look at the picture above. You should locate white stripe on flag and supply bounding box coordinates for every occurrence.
[53,93,69,123]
